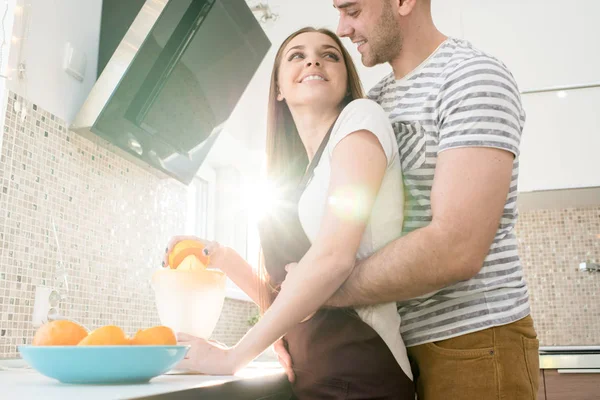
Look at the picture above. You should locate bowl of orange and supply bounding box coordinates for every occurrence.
[18,321,189,384]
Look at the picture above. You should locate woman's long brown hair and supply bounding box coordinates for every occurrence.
[257,27,365,313]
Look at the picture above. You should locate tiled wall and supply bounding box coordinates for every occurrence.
[517,207,600,346]
[212,298,259,346]
[0,92,256,359]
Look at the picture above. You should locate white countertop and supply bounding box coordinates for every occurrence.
[0,362,285,400]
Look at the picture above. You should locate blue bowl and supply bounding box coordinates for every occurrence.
[18,345,190,384]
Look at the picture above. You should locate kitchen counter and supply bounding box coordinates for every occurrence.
[3,347,600,400]
[537,347,600,400]
[0,361,291,400]
[539,346,600,372]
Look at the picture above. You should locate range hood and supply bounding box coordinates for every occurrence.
[71,0,271,184]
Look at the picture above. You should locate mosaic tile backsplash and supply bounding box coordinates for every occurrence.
[0,91,598,358]
[517,207,600,346]
[0,92,257,359]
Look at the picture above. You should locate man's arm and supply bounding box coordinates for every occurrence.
[327,145,514,307]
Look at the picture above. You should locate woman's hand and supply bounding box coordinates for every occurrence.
[175,333,242,375]
[163,235,228,269]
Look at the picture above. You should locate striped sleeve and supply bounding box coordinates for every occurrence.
[437,56,526,156]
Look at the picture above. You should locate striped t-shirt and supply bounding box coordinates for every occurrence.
[368,37,530,347]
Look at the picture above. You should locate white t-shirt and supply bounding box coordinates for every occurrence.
[298,99,412,380]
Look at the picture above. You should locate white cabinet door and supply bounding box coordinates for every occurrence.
[459,0,600,91]
[518,86,600,192]
[453,0,600,191]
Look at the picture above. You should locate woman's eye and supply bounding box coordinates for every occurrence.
[288,52,304,61]
[324,53,340,61]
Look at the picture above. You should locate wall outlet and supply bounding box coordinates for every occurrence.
[32,286,60,327]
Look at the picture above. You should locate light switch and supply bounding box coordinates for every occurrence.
[63,42,87,82]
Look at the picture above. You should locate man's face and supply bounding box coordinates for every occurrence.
[334,0,403,67]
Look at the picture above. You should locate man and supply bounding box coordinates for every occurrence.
[275,1,539,399]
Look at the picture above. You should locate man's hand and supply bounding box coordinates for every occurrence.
[273,338,295,383]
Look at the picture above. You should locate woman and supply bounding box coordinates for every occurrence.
[165,27,414,399]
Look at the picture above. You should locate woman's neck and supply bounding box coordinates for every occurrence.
[289,105,340,162]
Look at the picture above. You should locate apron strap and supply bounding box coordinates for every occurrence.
[297,118,337,192]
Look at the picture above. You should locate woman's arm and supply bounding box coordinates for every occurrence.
[230,128,388,370]
[213,246,263,306]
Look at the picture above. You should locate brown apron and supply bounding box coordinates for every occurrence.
[258,123,415,400]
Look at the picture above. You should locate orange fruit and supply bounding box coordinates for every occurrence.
[169,239,210,269]
[32,320,88,346]
[131,326,176,345]
[77,325,130,346]
[176,254,207,271]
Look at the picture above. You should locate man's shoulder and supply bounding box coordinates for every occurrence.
[366,38,515,98]
[440,38,517,85]
[367,37,520,109]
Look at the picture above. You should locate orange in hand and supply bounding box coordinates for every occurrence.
[32,320,88,346]
[169,239,210,269]
[77,325,130,346]
[131,326,177,345]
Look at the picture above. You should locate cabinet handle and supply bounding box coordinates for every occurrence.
[521,81,600,95]
[557,369,600,374]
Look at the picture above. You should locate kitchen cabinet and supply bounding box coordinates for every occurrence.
[458,0,600,91]
[537,349,600,400]
[538,371,546,400]
[436,1,600,194]
[518,85,600,192]
[542,369,600,400]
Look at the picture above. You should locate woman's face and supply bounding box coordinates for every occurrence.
[277,32,348,109]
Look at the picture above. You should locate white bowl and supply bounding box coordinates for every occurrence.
[151,268,227,339]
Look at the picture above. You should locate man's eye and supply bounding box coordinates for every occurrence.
[347,10,359,17]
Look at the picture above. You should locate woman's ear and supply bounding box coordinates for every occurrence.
[277,87,285,102]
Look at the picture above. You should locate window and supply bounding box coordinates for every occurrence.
[185,166,215,240]
[186,165,252,302]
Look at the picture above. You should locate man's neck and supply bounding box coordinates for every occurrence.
[389,24,447,80]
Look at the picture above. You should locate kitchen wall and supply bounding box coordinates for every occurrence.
[0,92,257,359]
[518,206,600,346]
[0,0,262,360]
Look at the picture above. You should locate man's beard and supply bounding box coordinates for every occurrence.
[364,5,403,66]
